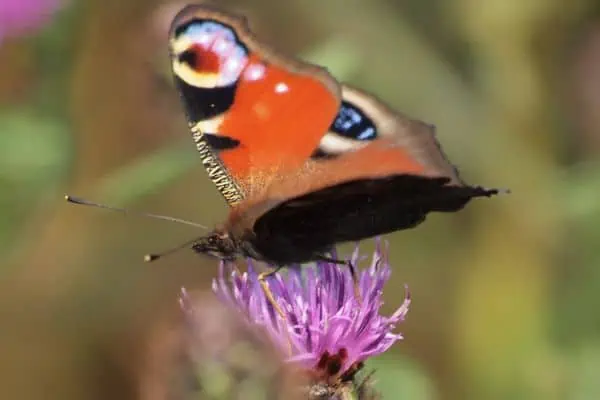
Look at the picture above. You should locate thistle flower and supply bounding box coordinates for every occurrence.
[212,241,410,386]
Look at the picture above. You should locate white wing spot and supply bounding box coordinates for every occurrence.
[213,37,231,55]
[274,82,289,94]
[244,63,266,81]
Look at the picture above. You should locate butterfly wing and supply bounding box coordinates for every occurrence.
[253,175,496,258]
[252,84,491,209]
[248,86,498,262]
[169,5,341,205]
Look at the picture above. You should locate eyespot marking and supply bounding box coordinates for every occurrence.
[332,101,377,141]
[172,20,250,87]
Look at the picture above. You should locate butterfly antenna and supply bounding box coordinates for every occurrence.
[143,237,202,263]
[64,195,209,230]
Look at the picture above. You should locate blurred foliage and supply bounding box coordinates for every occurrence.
[1,0,600,399]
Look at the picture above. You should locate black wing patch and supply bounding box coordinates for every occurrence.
[330,100,377,141]
[251,176,498,263]
[204,133,240,151]
[173,78,236,122]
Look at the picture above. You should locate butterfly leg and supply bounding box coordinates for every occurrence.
[257,267,295,356]
[317,256,363,306]
[258,267,286,319]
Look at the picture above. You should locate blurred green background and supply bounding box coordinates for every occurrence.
[1,0,600,399]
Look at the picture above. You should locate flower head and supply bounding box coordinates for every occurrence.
[212,241,410,382]
[0,0,62,40]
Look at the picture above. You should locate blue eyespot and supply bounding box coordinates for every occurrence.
[330,101,377,141]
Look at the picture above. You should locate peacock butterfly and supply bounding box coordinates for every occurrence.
[166,4,499,269]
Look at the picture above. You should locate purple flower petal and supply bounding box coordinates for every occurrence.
[210,241,410,379]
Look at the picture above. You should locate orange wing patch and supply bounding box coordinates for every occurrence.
[218,53,339,184]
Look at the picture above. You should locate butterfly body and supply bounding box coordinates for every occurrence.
[169,5,499,266]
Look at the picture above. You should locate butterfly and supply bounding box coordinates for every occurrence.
[165,5,499,273]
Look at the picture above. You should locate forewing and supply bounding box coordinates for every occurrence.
[169,5,341,205]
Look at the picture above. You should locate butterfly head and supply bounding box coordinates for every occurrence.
[192,231,239,261]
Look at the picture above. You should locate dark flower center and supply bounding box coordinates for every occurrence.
[316,348,347,376]
[313,348,363,383]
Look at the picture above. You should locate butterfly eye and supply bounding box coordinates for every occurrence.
[218,231,229,238]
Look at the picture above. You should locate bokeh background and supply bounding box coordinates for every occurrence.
[1,0,600,399]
